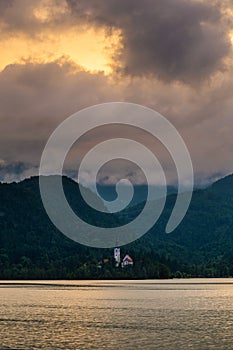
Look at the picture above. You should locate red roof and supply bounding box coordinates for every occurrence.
[123,254,133,262]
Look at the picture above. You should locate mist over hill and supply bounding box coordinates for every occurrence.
[0,174,233,279]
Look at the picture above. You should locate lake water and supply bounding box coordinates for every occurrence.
[0,279,233,349]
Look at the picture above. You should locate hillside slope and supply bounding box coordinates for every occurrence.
[0,174,233,279]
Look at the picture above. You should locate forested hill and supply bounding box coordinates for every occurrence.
[209,174,233,197]
[0,174,233,279]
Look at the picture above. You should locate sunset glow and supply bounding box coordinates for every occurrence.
[0,28,121,74]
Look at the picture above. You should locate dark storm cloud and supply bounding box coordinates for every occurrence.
[0,0,37,34]
[0,60,122,166]
[0,0,73,37]
[1,58,233,185]
[67,0,231,83]
[0,0,13,14]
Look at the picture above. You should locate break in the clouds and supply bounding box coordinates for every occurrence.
[0,0,233,184]
[67,0,231,83]
[1,0,232,83]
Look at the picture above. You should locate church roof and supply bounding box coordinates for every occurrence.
[123,254,133,262]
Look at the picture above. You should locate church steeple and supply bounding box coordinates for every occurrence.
[114,240,120,267]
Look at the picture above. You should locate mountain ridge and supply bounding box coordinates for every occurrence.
[0,173,233,279]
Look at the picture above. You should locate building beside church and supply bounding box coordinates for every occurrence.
[122,254,134,267]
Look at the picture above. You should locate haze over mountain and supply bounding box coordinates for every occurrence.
[96,183,177,209]
[0,174,233,279]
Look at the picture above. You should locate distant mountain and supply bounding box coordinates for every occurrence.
[96,183,177,208]
[1,174,233,279]
[0,176,120,279]
[209,174,233,197]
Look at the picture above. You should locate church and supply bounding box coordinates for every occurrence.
[114,247,134,268]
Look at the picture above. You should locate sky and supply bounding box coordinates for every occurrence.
[0,0,233,186]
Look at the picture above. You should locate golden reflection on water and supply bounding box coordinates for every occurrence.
[1,279,233,349]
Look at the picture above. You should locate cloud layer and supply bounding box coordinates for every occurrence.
[0,0,233,184]
[67,0,231,83]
